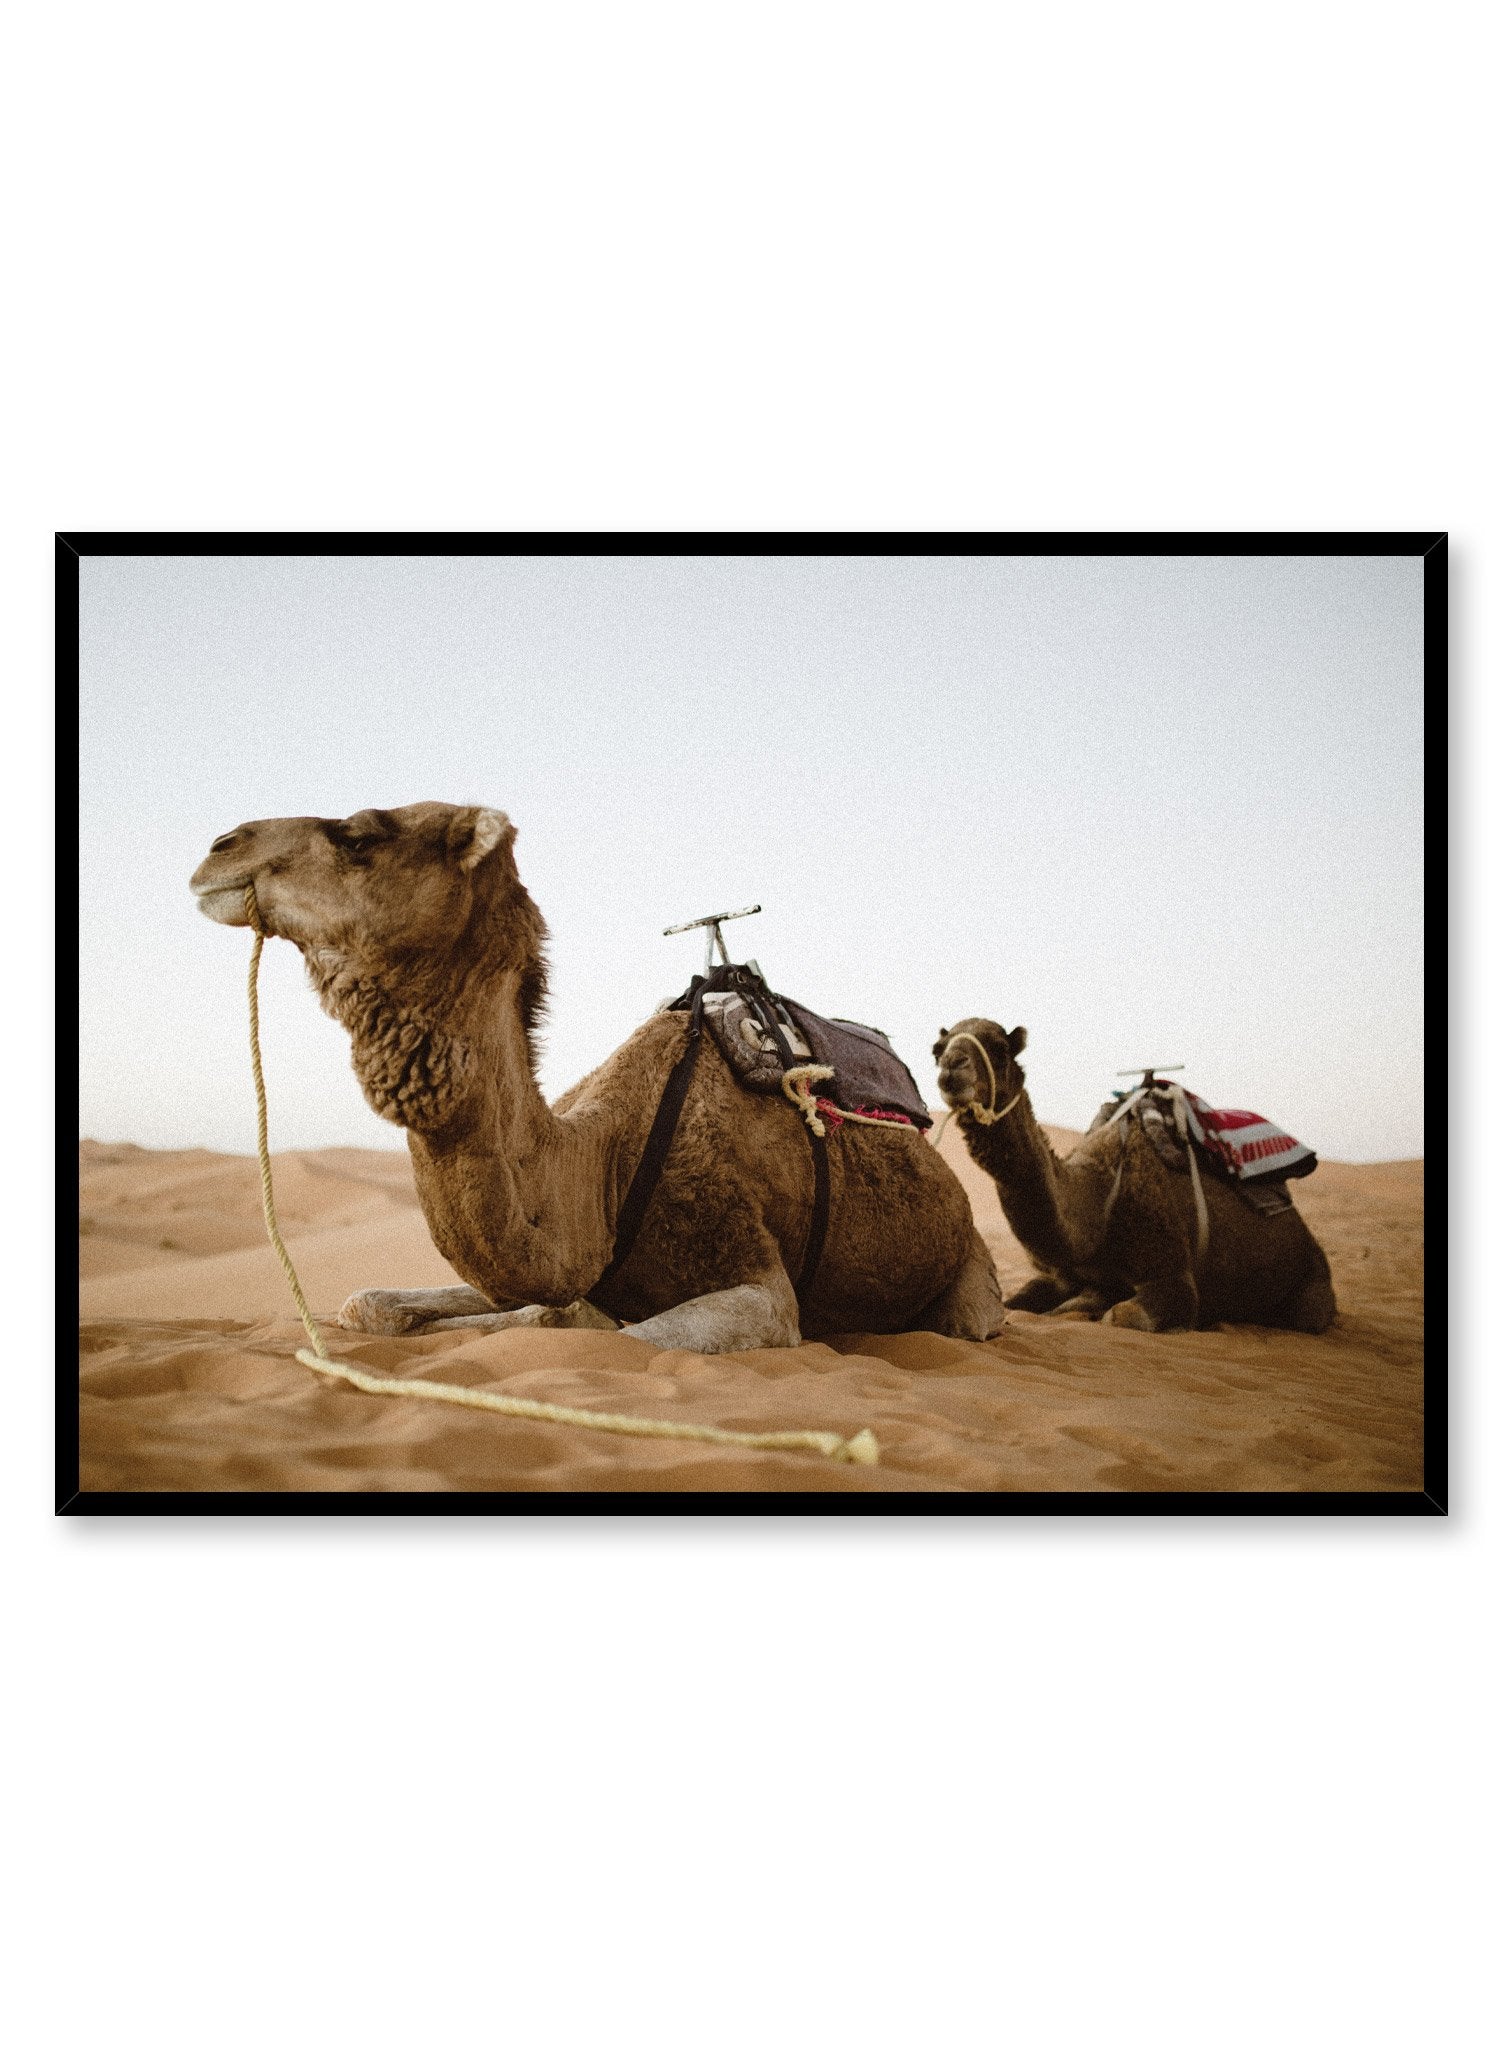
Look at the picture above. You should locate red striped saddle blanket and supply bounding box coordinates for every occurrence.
[1177,1092,1316,1182]
[1090,1081,1316,1192]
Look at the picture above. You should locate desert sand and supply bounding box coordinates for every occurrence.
[76,1124,1425,1495]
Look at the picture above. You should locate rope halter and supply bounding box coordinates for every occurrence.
[943,1029,1024,1126]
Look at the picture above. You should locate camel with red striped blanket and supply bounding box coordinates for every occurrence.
[933,1019,1337,1334]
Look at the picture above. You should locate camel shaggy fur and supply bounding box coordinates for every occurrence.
[190,803,1004,1352]
[933,1018,1337,1334]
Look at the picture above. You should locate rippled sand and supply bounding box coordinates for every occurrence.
[76,1128,1424,1494]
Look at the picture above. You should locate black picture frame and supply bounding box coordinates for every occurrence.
[61,531,1444,1516]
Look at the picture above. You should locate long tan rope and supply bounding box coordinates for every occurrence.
[242,889,878,1466]
[245,901,331,1354]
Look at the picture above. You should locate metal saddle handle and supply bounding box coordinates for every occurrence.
[663,903,761,973]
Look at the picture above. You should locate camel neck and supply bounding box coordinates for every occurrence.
[962,1086,1097,1271]
[398,968,680,1309]
[300,883,669,1309]
[307,955,485,1138]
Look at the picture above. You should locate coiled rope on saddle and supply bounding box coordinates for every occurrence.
[782,1064,837,1133]
[779,1063,923,1139]
[241,886,878,1466]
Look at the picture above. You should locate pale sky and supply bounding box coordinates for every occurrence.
[78,551,1425,1162]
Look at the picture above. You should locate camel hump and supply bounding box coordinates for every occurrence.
[1099,1080,1318,1211]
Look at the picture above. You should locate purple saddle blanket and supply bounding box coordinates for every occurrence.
[777,998,933,1130]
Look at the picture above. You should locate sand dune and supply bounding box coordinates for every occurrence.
[75,1128,1425,1494]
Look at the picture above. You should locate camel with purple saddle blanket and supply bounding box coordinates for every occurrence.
[190,801,1004,1354]
[933,1018,1336,1334]
[689,977,934,1130]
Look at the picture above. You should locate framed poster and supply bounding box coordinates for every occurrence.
[64,533,1440,1512]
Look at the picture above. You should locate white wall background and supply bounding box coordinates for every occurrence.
[80,549,1423,1160]
[15,5,1491,2048]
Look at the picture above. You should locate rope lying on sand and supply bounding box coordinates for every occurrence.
[242,887,879,1466]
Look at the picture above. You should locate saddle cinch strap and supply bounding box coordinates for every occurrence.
[589,965,832,1306]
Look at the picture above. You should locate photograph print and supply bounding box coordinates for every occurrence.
[67,534,1437,1511]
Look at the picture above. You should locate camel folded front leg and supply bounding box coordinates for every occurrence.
[1049,1287,1117,1319]
[414,1301,622,1334]
[1004,1274,1075,1313]
[339,1285,496,1334]
[338,1287,617,1336]
[1271,1274,1338,1334]
[917,1228,1007,1339]
[1104,1270,1199,1333]
[622,1270,803,1354]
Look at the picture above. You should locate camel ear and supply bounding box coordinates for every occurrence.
[1007,1026,1028,1056]
[450,807,513,871]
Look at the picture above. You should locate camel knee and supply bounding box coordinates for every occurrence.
[1005,1274,1074,1313]
[434,1299,622,1335]
[1280,1276,1338,1334]
[623,1279,802,1354]
[1051,1288,1114,1320]
[1105,1271,1198,1333]
[920,1234,1007,1339]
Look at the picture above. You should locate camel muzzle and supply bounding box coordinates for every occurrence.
[190,870,256,928]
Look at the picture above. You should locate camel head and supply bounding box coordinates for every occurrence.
[189,802,521,973]
[932,1018,1027,1117]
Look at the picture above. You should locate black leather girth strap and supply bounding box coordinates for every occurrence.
[796,1116,831,1302]
[587,967,831,1313]
[588,1003,705,1302]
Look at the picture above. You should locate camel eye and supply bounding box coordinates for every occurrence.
[332,810,396,856]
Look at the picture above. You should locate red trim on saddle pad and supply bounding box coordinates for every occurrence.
[814,1099,918,1130]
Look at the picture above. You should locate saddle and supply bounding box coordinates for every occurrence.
[1089,1081,1317,1216]
[676,967,932,1128]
